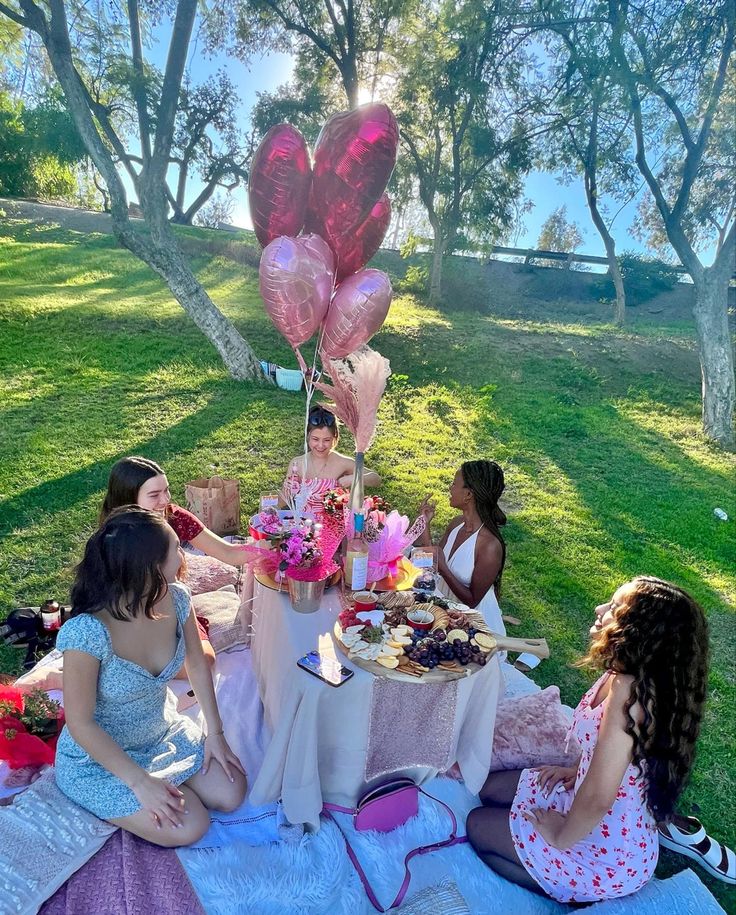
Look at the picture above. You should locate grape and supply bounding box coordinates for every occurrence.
[477,654,487,666]
[470,644,481,654]
[427,658,437,668]
[434,630,446,642]
[453,638,463,648]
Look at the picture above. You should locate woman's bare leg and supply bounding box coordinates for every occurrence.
[184,758,247,813]
[108,784,210,847]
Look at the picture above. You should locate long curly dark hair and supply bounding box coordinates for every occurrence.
[72,507,172,621]
[460,460,507,596]
[580,576,709,822]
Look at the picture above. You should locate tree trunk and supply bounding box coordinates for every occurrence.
[30,0,265,382]
[609,252,626,326]
[428,230,445,305]
[692,269,735,448]
[109,207,264,380]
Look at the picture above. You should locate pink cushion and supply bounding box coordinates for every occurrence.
[191,586,248,653]
[182,553,239,595]
[489,686,580,772]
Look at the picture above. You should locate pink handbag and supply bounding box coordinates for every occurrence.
[323,777,467,911]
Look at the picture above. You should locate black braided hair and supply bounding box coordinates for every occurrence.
[460,460,507,596]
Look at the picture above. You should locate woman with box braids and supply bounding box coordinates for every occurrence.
[418,459,508,634]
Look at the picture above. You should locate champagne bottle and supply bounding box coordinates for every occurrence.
[345,512,369,591]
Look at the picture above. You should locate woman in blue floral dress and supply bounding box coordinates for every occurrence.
[55,506,246,846]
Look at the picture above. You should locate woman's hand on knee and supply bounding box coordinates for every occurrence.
[534,765,577,797]
[132,773,187,830]
[202,733,246,782]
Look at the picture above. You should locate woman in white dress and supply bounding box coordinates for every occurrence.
[419,460,507,635]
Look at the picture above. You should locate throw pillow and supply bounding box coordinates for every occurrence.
[490,686,580,772]
[182,554,239,596]
[192,586,248,653]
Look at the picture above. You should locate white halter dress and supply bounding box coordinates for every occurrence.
[437,524,506,637]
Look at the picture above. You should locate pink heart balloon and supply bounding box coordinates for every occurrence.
[335,193,391,281]
[306,104,398,249]
[259,235,335,348]
[321,268,393,359]
[249,125,312,248]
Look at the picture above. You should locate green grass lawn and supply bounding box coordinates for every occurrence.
[0,217,734,908]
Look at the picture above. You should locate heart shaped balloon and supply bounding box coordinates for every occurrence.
[321,268,393,359]
[249,124,312,248]
[306,104,398,249]
[334,193,391,281]
[259,235,335,348]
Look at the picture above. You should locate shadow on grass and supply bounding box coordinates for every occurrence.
[0,384,279,539]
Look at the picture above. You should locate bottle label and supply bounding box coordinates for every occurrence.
[41,611,61,631]
[348,554,369,591]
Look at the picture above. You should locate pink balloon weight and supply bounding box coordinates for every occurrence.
[249,124,312,248]
[321,268,393,359]
[259,235,335,348]
[306,104,398,250]
[335,193,391,281]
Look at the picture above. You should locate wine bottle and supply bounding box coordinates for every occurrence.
[348,451,365,518]
[345,512,369,591]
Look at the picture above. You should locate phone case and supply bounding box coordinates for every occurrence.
[297,651,354,687]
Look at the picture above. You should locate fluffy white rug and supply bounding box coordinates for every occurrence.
[178,777,724,915]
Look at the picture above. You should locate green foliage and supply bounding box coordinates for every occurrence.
[537,205,585,255]
[28,155,78,200]
[597,253,681,306]
[0,88,84,201]
[395,263,428,295]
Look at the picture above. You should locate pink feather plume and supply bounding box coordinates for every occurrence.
[313,345,391,453]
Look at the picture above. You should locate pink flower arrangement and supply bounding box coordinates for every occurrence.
[278,520,323,572]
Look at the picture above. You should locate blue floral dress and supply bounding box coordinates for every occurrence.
[54,582,205,819]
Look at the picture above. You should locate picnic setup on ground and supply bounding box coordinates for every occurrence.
[0,103,732,915]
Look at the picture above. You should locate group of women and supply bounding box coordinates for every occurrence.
[50,403,718,905]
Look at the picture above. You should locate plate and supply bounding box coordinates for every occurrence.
[369,557,422,592]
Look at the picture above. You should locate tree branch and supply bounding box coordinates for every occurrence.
[0,0,33,28]
[126,0,152,164]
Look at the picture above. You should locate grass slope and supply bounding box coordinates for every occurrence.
[0,218,734,908]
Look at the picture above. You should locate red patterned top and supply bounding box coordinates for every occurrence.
[167,504,205,544]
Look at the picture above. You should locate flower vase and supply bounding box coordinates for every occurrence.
[286,574,328,613]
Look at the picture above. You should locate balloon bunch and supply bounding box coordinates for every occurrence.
[250,104,398,361]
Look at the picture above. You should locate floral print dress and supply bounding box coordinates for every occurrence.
[509,670,659,903]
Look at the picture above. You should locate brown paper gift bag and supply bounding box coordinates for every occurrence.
[184,476,241,536]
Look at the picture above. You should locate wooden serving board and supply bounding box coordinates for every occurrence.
[333,625,480,683]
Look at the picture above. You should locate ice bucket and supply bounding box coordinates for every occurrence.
[286,575,327,613]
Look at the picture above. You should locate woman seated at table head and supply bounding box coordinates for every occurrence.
[55,506,246,848]
[419,459,506,634]
[282,404,381,511]
[465,576,709,905]
[101,456,248,568]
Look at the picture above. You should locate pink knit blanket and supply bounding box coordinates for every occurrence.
[40,829,206,915]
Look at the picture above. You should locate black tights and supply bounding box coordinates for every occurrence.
[466,770,549,897]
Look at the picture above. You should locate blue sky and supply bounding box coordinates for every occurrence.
[142,23,651,260]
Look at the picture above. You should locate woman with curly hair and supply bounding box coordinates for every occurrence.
[466,576,710,903]
[419,460,507,634]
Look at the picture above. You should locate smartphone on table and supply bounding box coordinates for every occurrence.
[297,650,354,688]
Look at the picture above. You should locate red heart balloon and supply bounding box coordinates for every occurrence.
[334,193,391,281]
[306,104,398,250]
[249,124,312,248]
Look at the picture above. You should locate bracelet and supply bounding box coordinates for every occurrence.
[206,729,224,738]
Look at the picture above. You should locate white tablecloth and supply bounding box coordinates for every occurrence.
[248,580,502,828]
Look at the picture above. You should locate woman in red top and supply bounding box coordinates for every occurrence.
[99,457,250,677]
[100,457,249,566]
